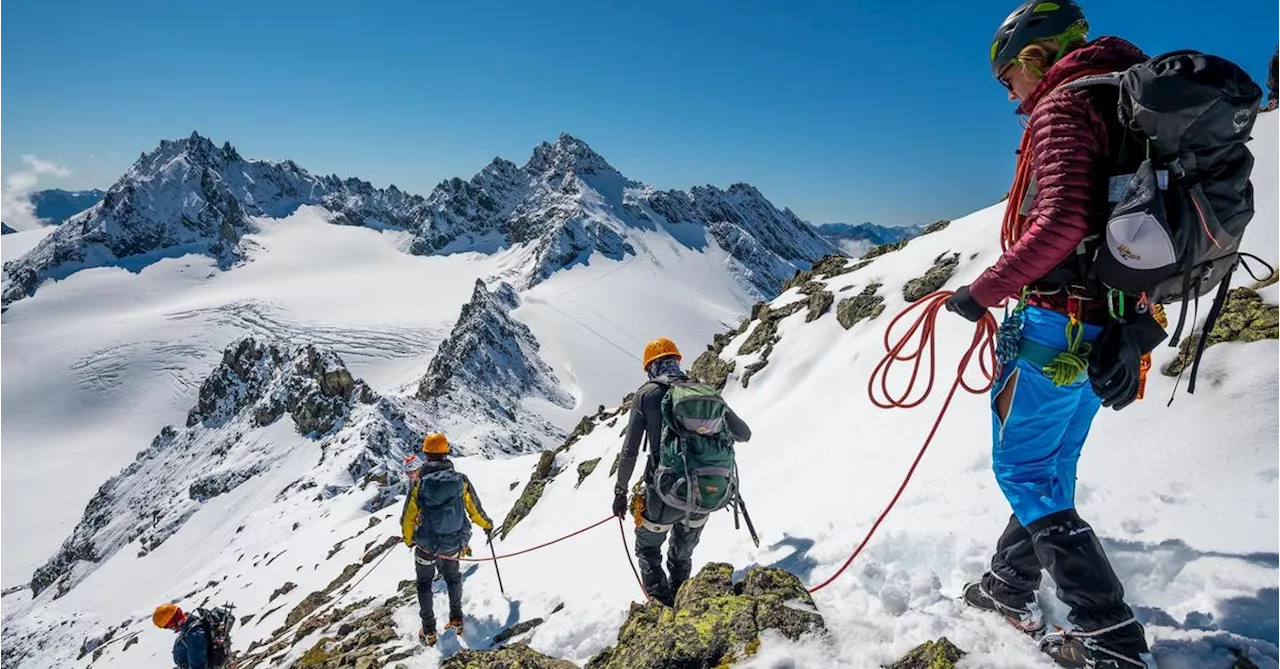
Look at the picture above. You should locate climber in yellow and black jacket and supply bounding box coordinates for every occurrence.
[400,432,493,647]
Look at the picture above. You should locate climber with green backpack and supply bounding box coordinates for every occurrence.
[612,337,752,606]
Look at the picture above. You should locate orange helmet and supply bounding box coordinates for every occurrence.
[642,337,681,370]
[422,432,450,455]
[153,603,182,629]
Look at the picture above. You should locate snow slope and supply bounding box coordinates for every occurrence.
[0,209,499,587]
[3,118,1275,669]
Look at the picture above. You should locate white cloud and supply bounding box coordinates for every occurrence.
[21,154,73,178]
[2,155,73,231]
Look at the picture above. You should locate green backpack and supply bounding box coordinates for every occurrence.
[654,382,738,515]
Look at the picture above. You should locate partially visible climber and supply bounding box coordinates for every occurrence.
[1268,47,1277,110]
[946,2,1165,667]
[612,337,752,607]
[400,432,494,647]
[153,603,234,668]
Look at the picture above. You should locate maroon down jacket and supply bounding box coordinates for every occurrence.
[969,37,1147,322]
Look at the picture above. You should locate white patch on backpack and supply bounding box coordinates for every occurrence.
[1106,212,1177,270]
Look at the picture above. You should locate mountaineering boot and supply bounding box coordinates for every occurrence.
[445,618,464,637]
[1040,627,1157,668]
[962,581,1045,637]
[1044,619,1157,669]
[418,628,437,647]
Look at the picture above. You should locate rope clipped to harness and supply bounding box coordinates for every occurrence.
[1042,300,1090,387]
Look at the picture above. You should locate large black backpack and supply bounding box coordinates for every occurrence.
[196,606,235,667]
[1069,51,1265,392]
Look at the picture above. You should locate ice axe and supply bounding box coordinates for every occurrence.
[487,533,505,596]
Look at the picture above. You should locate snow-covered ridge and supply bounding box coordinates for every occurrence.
[1,132,428,306]
[415,279,575,457]
[27,337,393,600]
[409,133,840,295]
[25,276,576,604]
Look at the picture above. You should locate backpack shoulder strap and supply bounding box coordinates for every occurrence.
[1061,72,1125,90]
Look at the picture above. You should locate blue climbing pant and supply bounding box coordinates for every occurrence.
[991,306,1103,526]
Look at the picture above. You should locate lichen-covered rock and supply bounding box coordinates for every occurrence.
[903,252,960,303]
[576,458,601,488]
[862,239,909,260]
[284,591,331,630]
[737,300,806,356]
[500,451,561,538]
[585,563,824,669]
[442,644,578,668]
[1163,287,1280,376]
[920,220,951,236]
[269,582,297,603]
[886,637,966,669]
[806,289,834,322]
[269,596,407,669]
[690,350,736,391]
[836,284,886,330]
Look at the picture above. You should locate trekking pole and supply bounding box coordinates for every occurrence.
[736,495,760,547]
[488,535,506,596]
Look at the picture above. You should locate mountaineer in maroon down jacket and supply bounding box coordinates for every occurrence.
[945,2,1159,668]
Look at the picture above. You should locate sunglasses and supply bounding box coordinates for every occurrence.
[997,63,1016,92]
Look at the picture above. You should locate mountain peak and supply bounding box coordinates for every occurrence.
[526,133,621,179]
[416,280,571,454]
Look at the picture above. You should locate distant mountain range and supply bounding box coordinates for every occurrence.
[2,132,839,306]
[813,221,924,257]
[30,189,107,225]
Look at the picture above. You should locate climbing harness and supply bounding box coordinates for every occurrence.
[809,291,998,594]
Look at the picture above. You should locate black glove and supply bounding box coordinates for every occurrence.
[484,527,494,542]
[945,285,987,322]
[1088,312,1168,411]
[612,491,628,518]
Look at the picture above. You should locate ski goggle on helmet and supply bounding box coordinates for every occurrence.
[990,1,1088,84]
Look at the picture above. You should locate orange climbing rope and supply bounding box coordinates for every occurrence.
[1001,129,1035,252]
[807,291,999,594]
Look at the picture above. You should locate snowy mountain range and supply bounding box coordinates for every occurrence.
[411,133,838,294]
[1,133,429,306]
[815,221,925,257]
[2,132,836,307]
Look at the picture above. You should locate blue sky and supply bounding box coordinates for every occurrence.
[3,0,1276,226]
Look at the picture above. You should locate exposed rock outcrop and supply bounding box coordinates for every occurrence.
[442,645,577,669]
[585,563,824,669]
[886,637,966,669]
[416,280,572,456]
[837,284,886,330]
[1163,287,1280,376]
[902,252,960,303]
